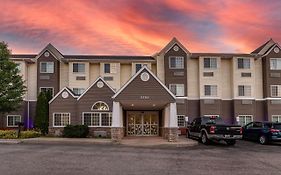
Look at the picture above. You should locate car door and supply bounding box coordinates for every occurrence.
[251,122,263,140]
[188,118,197,137]
[243,122,254,139]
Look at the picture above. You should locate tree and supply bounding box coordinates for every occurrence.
[0,42,26,126]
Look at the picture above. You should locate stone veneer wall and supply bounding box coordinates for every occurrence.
[111,127,124,142]
[163,127,178,142]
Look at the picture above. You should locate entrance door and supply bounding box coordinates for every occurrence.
[127,111,159,136]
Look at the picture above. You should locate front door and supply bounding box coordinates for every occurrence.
[127,111,159,136]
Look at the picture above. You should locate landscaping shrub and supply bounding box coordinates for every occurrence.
[63,125,89,138]
[0,130,41,139]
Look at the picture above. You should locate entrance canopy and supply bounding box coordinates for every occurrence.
[112,66,176,110]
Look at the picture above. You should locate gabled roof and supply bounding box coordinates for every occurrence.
[112,66,176,99]
[35,43,64,61]
[157,37,190,55]
[262,43,281,57]
[63,55,155,61]
[191,53,253,59]
[49,87,78,104]
[251,39,276,55]
[77,77,115,101]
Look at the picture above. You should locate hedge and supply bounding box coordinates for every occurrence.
[63,125,89,138]
[0,130,41,139]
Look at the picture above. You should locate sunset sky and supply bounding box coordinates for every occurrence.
[1,0,281,55]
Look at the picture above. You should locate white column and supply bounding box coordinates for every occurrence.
[112,101,122,127]
[164,104,170,127]
[169,102,178,128]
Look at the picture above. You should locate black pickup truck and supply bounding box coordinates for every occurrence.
[186,116,242,145]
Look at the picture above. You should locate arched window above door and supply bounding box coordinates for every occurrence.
[91,101,109,111]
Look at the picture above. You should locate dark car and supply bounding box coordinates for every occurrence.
[242,122,281,144]
[186,116,242,145]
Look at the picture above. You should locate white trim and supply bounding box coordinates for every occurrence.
[91,101,109,111]
[168,56,184,69]
[77,77,115,101]
[263,43,281,56]
[6,115,21,127]
[49,87,78,104]
[35,43,63,61]
[162,38,190,54]
[82,112,112,127]
[39,87,54,96]
[272,115,281,123]
[53,112,71,127]
[203,115,220,117]
[176,96,188,99]
[40,62,54,73]
[112,66,176,99]
[237,115,253,126]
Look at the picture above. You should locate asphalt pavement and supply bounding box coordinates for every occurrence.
[0,140,280,175]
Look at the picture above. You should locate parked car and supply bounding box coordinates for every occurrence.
[242,122,281,145]
[186,116,242,145]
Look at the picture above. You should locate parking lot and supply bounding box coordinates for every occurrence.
[0,140,280,175]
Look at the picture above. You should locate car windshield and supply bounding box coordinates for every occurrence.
[273,124,281,129]
[202,117,225,125]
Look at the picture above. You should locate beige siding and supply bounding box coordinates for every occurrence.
[68,62,90,90]
[89,63,100,83]
[221,59,232,99]
[120,64,131,86]
[254,58,263,99]
[151,63,157,75]
[27,63,37,100]
[156,54,165,83]
[59,62,69,89]
[187,58,199,98]
[14,61,28,99]
[100,63,121,90]
[131,62,151,76]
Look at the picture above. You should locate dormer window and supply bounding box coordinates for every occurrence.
[169,56,184,69]
[40,62,54,73]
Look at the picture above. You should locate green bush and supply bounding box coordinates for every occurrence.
[63,125,89,138]
[0,130,41,139]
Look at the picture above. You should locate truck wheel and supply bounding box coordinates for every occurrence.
[201,132,210,145]
[259,135,268,145]
[226,140,236,146]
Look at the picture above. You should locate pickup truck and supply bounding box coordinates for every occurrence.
[186,116,242,145]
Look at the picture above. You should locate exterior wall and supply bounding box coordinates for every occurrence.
[131,62,151,76]
[90,63,100,84]
[222,59,232,99]
[120,64,131,86]
[37,51,60,95]
[156,53,165,83]
[27,63,37,100]
[255,59,264,99]
[59,62,69,89]
[100,62,121,90]
[187,59,199,98]
[68,62,90,91]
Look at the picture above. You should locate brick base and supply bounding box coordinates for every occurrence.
[48,127,112,138]
[48,127,64,136]
[163,127,179,142]
[111,127,124,142]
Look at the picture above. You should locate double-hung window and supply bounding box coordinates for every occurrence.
[204,58,217,69]
[271,85,281,97]
[270,58,281,70]
[73,63,85,73]
[104,63,117,74]
[238,58,250,69]
[238,85,251,97]
[169,84,184,96]
[238,115,253,126]
[53,113,70,127]
[272,115,281,123]
[40,87,54,96]
[135,63,147,73]
[72,88,85,96]
[40,62,54,73]
[204,85,217,97]
[7,115,21,127]
[83,113,112,127]
[169,56,184,69]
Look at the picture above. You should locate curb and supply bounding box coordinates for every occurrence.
[0,139,23,144]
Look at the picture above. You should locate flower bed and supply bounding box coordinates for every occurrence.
[0,130,41,139]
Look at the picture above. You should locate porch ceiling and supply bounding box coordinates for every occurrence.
[120,100,169,110]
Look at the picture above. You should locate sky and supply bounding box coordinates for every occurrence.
[1,0,281,55]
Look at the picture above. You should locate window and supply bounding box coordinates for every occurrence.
[204,85,217,96]
[135,63,147,73]
[238,58,250,69]
[169,56,184,69]
[83,112,112,127]
[177,115,186,127]
[238,115,253,126]
[72,88,85,96]
[40,87,54,96]
[104,63,117,74]
[204,58,217,69]
[7,115,21,127]
[53,113,70,127]
[104,63,110,73]
[238,85,251,97]
[272,115,281,123]
[271,85,281,97]
[92,101,109,111]
[169,84,184,96]
[270,58,281,70]
[73,63,85,73]
[40,62,54,73]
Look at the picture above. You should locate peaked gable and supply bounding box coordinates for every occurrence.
[49,87,78,104]
[252,39,276,55]
[158,37,190,55]
[35,43,64,61]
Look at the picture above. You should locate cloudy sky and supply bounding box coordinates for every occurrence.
[1,0,281,55]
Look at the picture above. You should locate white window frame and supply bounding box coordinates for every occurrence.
[72,63,85,73]
[177,115,186,127]
[135,63,148,73]
[39,87,54,96]
[6,115,21,127]
[91,101,109,111]
[238,85,251,97]
[72,88,85,96]
[53,113,70,127]
[237,58,251,69]
[82,112,112,127]
[238,115,253,126]
[169,56,184,69]
[169,84,184,96]
[270,58,281,70]
[271,85,281,97]
[204,85,218,97]
[272,115,281,123]
[204,58,217,69]
[40,62,54,73]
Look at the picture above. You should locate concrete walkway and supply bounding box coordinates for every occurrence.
[0,136,198,147]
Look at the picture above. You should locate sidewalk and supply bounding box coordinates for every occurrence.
[0,136,198,147]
